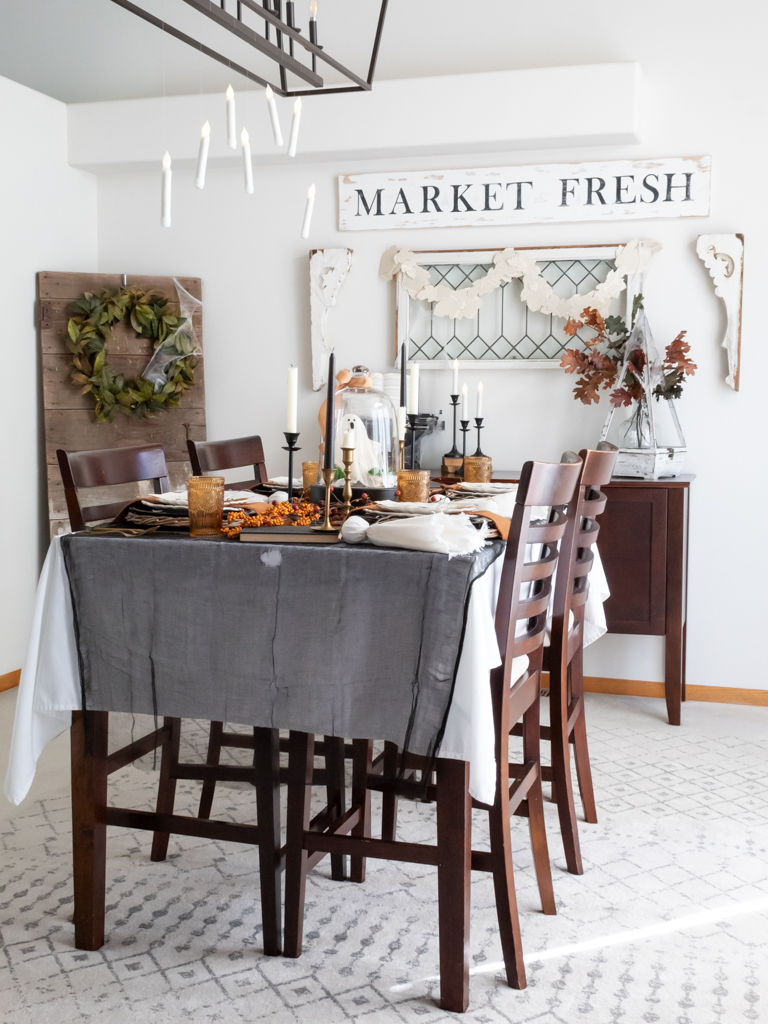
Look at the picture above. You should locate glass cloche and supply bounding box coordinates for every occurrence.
[312,366,398,501]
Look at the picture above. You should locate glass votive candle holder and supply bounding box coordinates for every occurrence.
[463,456,493,483]
[187,476,225,537]
[397,469,431,503]
[302,461,318,492]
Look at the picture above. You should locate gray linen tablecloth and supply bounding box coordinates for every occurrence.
[61,533,503,762]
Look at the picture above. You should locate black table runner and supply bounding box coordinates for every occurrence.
[61,533,502,761]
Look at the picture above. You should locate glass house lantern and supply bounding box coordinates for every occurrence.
[311,366,399,502]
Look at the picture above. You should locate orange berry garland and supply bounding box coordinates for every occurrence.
[222,499,321,538]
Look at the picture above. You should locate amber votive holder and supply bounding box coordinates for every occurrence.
[463,456,493,483]
[302,461,318,493]
[397,468,431,503]
[187,475,225,537]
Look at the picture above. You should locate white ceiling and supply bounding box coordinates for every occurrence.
[0,0,626,104]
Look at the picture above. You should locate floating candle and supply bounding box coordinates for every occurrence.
[194,121,210,190]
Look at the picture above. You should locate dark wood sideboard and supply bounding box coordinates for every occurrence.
[597,476,692,725]
[453,471,693,726]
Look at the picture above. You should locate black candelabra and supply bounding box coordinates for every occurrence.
[443,394,462,462]
[460,419,470,477]
[473,417,486,457]
[282,431,301,501]
[406,413,419,469]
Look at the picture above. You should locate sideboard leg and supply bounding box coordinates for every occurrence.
[665,488,686,726]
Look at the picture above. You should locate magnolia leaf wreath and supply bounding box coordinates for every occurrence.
[66,286,198,423]
[379,239,662,321]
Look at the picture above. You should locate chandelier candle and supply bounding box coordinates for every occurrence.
[160,151,172,227]
[287,365,298,433]
[194,121,210,189]
[241,129,254,194]
[265,85,284,147]
[226,85,237,149]
[288,99,302,157]
[309,0,318,73]
[301,183,316,238]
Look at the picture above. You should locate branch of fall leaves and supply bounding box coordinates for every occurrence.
[559,304,696,407]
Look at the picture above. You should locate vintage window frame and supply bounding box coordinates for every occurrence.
[395,243,625,370]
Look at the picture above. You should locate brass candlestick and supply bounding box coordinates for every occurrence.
[340,446,355,519]
[311,466,338,532]
[399,438,405,469]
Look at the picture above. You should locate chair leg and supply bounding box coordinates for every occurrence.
[570,650,598,824]
[436,758,472,1012]
[71,710,108,951]
[150,717,181,862]
[487,772,527,990]
[522,700,556,915]
[381,742,399,841]
[350,739,373,883]
[284,731,315,958]
[197,720,223,819]
[324,735,348,881]
[549,669,583,875]
[253,727,282,956]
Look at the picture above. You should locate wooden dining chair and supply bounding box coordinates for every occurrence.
[187,434,268,490]
[281,457,583,1012]
[538,442,618,876]
[57,443,170,531]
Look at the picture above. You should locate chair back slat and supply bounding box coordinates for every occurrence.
[57,444,170,532]
[187,435,267,488]
[549,443,618,664]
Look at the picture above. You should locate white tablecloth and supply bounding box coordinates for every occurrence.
[4,537,609,808]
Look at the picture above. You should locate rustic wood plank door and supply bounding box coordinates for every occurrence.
[38,272,206,537]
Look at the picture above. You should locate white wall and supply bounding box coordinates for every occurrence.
[0,75,97,675]
[90,10,766,691]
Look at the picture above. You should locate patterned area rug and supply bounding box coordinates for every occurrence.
[1,697,767,1024]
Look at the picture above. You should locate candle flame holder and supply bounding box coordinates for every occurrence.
[460,419,470,478]
[282,431,301,501]
[443,394,462,461]
[472,417,486,457]
[311,466,338,532]
[340,446,355,520]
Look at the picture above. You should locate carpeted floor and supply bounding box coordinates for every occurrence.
[1,693,767,1024]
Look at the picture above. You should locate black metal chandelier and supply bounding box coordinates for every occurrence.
[109,0,389,97]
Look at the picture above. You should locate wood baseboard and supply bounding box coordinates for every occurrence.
[542,673,768,707]
[0,669,21,693]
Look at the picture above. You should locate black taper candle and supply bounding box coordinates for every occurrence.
[323,351,336,470]
[399,342,406,408]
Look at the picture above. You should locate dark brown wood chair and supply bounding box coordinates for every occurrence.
[282,457,583,1012]
[539,442,618,876]
[57,444,170,532]
[58,444,286,953]
[187,434,268,490]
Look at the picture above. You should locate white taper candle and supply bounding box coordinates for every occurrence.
[452,358,459,395]
[288,98,302,157]
[301,183,315,239]
[287,365,298,432]
[226,85,236,149]
[476,381,484,418]
[461,382,468,420]
[397,406,406,442]
[194,121,210,190]
[408,364,420,415]
[265,85,283,146]
[161,151,172,227]
[241,128,254,194]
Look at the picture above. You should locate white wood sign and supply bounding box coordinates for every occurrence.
[338,156,711,230]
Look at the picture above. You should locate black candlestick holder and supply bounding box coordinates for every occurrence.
[443,395,462,461]
[460,419,470,477]
[282,431,301,501]
[473,417,486,457]
[406,413,419,469]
